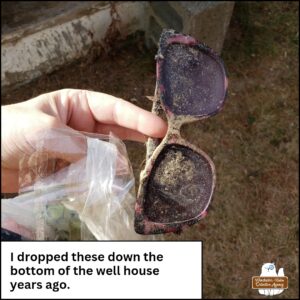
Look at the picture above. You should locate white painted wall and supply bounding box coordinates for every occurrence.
[1,2,148,89]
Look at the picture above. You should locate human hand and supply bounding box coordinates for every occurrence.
[1,89,167,193]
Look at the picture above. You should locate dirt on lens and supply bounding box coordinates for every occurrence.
[1,2,298,298]
[155,149,194,186]
[144,144,212,223]
[162,43,224,116]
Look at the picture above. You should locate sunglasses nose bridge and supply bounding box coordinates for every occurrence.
[166,114,199,138]
[166,116,183,137]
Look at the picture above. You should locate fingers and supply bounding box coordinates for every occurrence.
[85,90,168,138]
[2,169,19,193]
[45,89,168,139]
[95,123,147,142]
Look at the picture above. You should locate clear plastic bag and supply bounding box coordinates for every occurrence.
[1,128,153,240]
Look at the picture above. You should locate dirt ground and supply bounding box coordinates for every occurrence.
[2,2,299,299]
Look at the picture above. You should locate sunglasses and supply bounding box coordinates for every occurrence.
[134,29,228,235]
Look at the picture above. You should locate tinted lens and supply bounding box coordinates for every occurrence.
[160,43,226,116]
[144,144,213,223]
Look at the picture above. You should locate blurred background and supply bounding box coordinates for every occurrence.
[1,1,299,298]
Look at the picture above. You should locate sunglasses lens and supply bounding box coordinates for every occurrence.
[144,144,213,223]
[160,43,226,116]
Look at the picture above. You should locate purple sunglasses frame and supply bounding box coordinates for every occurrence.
[134,30,228,235]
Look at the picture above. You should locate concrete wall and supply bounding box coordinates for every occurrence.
[147,1,235,53]
[1,1,234,91]
[1,1,148,91]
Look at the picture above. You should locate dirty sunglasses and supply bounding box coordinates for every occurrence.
[134,30,228,235]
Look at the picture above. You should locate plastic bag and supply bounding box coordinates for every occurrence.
[1,128,154,240]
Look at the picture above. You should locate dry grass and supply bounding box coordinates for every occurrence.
[178,2,299,298]
[2,2,298,298]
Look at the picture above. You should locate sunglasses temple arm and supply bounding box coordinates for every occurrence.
[146,96,164,162]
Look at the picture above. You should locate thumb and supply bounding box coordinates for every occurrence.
[18,117,88,192]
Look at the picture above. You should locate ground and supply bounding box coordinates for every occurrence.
[1,2,299,299]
